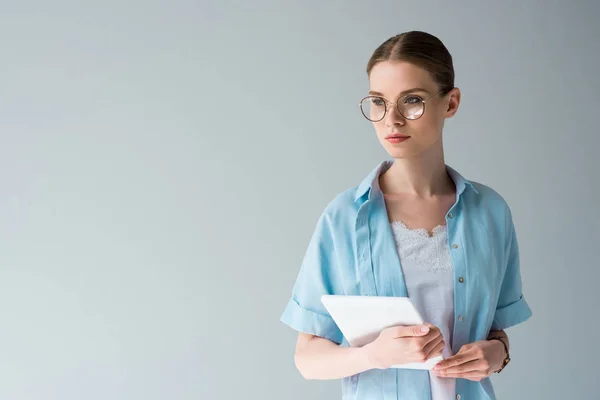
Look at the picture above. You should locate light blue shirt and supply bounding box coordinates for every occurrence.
[280,160,532,400]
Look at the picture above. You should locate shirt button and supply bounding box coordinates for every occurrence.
[456,395,461,400]
[458,277,464,283]
[452,244,459,249]
[448,213,454,218]
[458,315,463,321]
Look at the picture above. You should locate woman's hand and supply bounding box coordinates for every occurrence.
[431,339,505,381]
[364,323,445,370]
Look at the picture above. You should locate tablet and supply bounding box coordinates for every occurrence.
[321,294,444,370]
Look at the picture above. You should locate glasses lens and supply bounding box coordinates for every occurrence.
[360,96,386,121]
[400,96,424,120]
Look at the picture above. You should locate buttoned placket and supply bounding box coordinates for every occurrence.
[355,200,377,297]
[447,199,467,400]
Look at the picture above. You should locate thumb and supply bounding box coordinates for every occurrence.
[398,324,430,337]
[391,324,430,338]
[416,324,430,335]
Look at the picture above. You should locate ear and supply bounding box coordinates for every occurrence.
[444,87,461,118]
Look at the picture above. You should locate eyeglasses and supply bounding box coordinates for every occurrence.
[359,89,447,122]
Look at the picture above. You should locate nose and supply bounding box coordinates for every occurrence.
[384,102,406,126]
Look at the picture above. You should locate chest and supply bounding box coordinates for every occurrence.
[383,193,457,235]
[346,192,505,303]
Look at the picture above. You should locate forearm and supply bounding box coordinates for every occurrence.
[294,336,373,380]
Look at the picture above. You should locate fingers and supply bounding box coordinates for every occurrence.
[433,370,487,380]
[423,335,445,359]
[433,347,478,371]
[433,359,483,378]
[390,324,432,338]
[393,324,443,339]
[416,326,443,349]
[422,323,442,338]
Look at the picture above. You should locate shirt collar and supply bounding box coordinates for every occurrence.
[354,160,479,202]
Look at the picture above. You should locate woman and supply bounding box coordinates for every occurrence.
[280,31,532,400]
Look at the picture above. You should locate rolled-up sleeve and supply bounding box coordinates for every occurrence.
[280,212,344,344]
[491,204,533,330]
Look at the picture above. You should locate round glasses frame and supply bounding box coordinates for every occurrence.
[359,89,449,122]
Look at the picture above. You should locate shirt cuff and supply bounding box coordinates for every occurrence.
[491,295,533,330]
[280,298,344,344]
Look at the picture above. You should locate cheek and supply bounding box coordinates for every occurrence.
[372,122,388,139]
[412,110,446,139]
[413,119,441,140]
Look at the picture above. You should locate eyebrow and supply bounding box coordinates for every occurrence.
[368,87,430,97]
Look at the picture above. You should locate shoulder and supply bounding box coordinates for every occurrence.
[469,180,512,214]
[321,186,361,220]
[467,181,516,234]
[308,186,362,238]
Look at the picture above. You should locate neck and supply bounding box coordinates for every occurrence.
[379,148,455,198]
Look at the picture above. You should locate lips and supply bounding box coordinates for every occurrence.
[386,133,410,144]
[386,133,410,139]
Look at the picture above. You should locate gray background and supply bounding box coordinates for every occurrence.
[0,0,598,399]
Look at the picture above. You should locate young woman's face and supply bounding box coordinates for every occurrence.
[366,61,460,159]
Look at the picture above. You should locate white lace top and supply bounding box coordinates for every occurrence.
[390,221,456,400]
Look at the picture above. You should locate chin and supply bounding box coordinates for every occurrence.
[381,142,413,157]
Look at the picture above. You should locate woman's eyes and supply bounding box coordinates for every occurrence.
[371,95,422,105]
[403,96,422,104]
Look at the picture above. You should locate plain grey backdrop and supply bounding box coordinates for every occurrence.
[1,1,598,399]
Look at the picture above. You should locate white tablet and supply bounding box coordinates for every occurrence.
[321,294,444,370]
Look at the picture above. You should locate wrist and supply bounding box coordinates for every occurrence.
[488,334,507,349]
[487,337,511,373]
[360,342,380,370]
[490,338,506,359]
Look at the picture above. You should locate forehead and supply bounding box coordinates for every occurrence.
[368,61,436,96]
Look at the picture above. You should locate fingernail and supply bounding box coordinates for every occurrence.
[420,325,429,333]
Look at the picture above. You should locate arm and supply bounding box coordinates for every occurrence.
[295,325,444,380]
[294,333,372,380]
[281,213,360,380]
